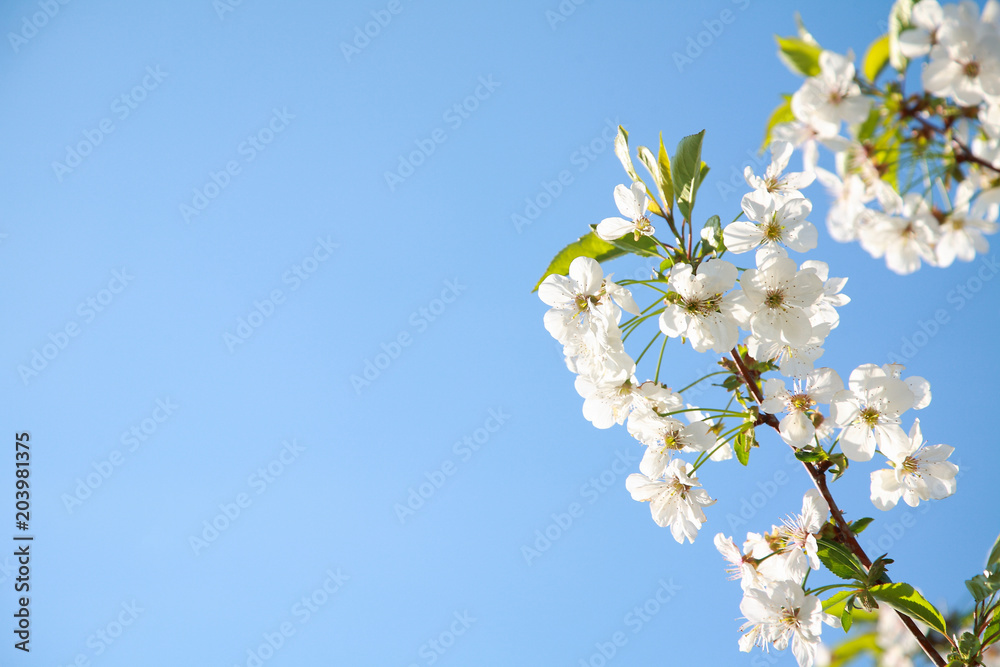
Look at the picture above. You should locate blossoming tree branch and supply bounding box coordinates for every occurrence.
[533,2,1000,666]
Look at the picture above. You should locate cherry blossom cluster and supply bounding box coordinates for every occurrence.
[537,127,962,664]
[772,0,1000,274]
[716,490,840,667]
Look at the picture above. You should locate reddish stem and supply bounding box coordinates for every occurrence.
[727,348,948,667]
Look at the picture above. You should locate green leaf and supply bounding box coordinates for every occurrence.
[958,631,981,660]
[965,563,1000,602]
[987,531,1000,569]
[637,145,670,216]
[866,554,894,586]
[863,34,890,82]
[869,583,948,636]
[775,35,823,77]
[816,538,868,581]
[735,424,755,466]
[671,130,706,221]
[533,231,624,292]
[614,125,638,182]
[888,0,916,72]
[657,133,674,214]
[856,106,881,142]
[828,632,879,667]
[794,447,826,462]
[849,517,874,535]
[761,96,795,152]
[822,590,855,616]
[829,453,849,481]
[701,215,724,252]
[841,604,854,632]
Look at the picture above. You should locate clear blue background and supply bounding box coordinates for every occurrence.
[1,0,997,665]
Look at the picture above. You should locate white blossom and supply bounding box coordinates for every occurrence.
[626,459,715,543]
[871,419,958,510]
[830,364,915,461]
[658,259,741,353]
[739,582,838,667]
[596,182,654,241]
[761,368,843,447]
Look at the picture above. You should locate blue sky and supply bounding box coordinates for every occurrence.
[1,0,997,665]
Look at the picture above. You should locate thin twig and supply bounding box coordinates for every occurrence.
[726,347,948,667]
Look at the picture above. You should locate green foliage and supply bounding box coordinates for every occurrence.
[816,537,868,581]
[863,34,890,82]
[636,137,675,218]
[735,422,756,466]
[533,232,625,291]
[701,214,724,252]
[849,517,874,535]
[761,96,795,151]
[828,632,879,667]
[794,447,826,462]
[671,130,707,221]
[614,125,638,182]
[657,134,674,216]
[775,35,823,76]
[869,583,949,636]
[988,531,1000,569]
[965,563,1000,601]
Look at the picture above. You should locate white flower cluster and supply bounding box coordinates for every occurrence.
[538,257,721,544]
[716,490,840,667]
[773,0,1000,274]
[538,133,958,557]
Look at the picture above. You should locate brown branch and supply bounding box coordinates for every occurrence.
[726,347,949,667]
[907,110,1000,176]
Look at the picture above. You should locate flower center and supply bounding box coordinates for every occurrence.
[965,60,981,79]
[662,429,682,450]
[764,289,785,309]
[901,455,920,475]
[633,216,653,241]
[763,217,784,242]
[859,406,881,427]
[789,393,814,412]
[683,293,723,316]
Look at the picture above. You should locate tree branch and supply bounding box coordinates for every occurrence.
[726,347,948,667]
